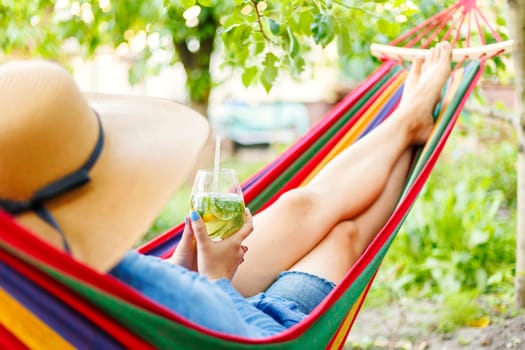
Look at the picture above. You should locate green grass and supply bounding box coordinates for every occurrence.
[367,114,517,331]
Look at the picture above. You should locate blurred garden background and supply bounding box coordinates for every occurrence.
[3,0,523,348]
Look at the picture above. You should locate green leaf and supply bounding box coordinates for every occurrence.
[198,0,212,6]
[129,60,147,85]
[180,0,196,8]
[264,52,278,66]
[236,45,250,65]
[252,32,266,54]
[260,52,278,92]
[232,24,252,45]
[261,66,278,92]
[288,28,299,58]
[241,66,258,86]
[291,55,305,75]
[377,18,391,34]
[298,10,314,35]
[268,18,280,35]
[311,14,334,47]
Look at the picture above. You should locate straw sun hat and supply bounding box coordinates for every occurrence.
[0,60,209,272]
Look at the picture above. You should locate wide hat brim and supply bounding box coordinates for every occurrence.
[18,93,209,272]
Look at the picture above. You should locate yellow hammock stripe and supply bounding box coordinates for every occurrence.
[0,287,75,350]
[328,68,465,349]
[329,68,466,348]
[301,71,408,186]
[327,288,368,349]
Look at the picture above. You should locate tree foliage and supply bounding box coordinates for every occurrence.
[0,0,509,104]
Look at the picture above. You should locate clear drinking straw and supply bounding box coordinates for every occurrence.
[213,135,221,192]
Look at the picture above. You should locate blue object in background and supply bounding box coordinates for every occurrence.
[210,101,310,146]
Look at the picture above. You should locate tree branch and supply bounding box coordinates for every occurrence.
[331,0,379,18]
[250,0,271,41]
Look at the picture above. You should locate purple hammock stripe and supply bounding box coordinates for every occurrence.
[0,259,123,350]
[360,86,403,139]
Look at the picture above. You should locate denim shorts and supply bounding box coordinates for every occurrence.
[112,252,337,337]
[246,271,336,328]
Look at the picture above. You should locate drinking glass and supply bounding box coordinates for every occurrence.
[190,168,246,240]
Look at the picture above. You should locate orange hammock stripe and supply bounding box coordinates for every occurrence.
[0,287,75,350]
[301,71,407,186]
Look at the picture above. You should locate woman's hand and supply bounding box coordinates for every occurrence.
[191,208,253,281]
[166,217,197,271]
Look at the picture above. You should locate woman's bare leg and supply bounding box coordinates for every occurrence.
[288,150,412,283]
[233,42,452,296]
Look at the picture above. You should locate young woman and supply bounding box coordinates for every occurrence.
[1,42,452,338]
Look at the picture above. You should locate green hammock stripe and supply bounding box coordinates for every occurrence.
[19,255,358,349]
[355,62,483,331]
[4,232,387,349]
[1,60,480,349]
[248,66,402,212]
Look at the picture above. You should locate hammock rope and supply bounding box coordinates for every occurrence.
[372,0,512,63]
[0,0,510,348]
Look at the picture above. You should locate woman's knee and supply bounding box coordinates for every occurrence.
[327,221,363,262]
[329,220,359,242]
[275,188,319,218]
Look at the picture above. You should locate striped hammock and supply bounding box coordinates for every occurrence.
[0,1,510,349]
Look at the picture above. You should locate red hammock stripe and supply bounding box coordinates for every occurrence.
[0,323,29,350]
[241,62,396,205]
[255,70,404,212]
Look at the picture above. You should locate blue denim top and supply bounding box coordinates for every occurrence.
[109,251,292,338]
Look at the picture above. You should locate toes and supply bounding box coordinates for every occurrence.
[411,57,424,75]
[424,47,434,66]
[438,41,452,61]
[425,41,452,65]
[431,42,441,62]
[405,57,423,88]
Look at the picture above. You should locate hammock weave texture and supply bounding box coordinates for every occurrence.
[0,1,506,348]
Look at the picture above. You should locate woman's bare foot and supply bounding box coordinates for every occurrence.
[398,41,452,144]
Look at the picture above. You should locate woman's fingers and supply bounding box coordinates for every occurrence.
[189,208,254,280]
[178,217,194,250]
[190,210,210,244]
[231,208,254,242]
[181,216,194,238]
[167,216,196,269]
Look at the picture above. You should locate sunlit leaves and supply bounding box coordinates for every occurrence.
[311,14,334,47]
[377,17,401,38]
[180,0,196,7]
[2,0,510,103]
[268,18,280,35]
[287,28,299,58]
[261,52,279,92]
[242,65,258,86]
